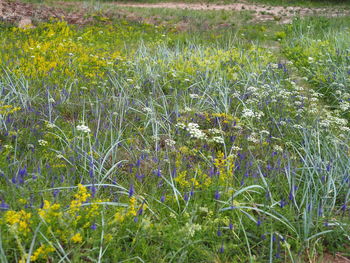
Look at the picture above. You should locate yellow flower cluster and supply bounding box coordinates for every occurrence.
[69,184,91,214]
[71,233,83,243]
[3,21,125,80]
[5,210,32,235]
[175,169,212,189]
[38,200,61,223]
[30,244,55,261]
[0,105,21,116]
[214,151,235,184]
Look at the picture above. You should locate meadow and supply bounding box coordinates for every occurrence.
[0,1,349,262]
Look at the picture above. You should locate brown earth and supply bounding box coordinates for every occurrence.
[0,0,349,27]
[0,0,93,26]
[114,2,349,23]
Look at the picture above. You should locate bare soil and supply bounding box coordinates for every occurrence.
[0,0,348,27]
[0,0,93,25]
[114,2,349,23]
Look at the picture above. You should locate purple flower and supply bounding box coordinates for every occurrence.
[214,190,220,200]
[257,218,262,226]
[184,193,189,201]
[0,201,9,211]
[91,223,97,230]
[129,184,134,197]
[341,203,347,212]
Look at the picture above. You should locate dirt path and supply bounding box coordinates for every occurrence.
[114,2,348,23]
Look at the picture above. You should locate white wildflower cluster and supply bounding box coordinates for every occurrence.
[208,128,222,135]
[76,124,91,133]
[247,132,259,143]
[211,136,225,144]
[165,139,176,147]
[142,107,152,114]
[45,122,56,129]
[187,123,207,140]
[189,94,200,99]
[38,139,48,146]
[273,145,283,152]
[339,101,350,111]
[175,122,186,129]
[231,146,242,151]
[242,108,264,119]
[183,222,202,237]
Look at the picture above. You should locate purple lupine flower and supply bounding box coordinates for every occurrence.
[341,203,347,212]
[184,193,189,201]
[217,228,222,236]
[160,195,165,203]
[219,245,224,253]
[0,201,9,211]
[129,184,134,197]
[229,223,233,230]
[280,199,287,208]
[257,218,262,226]
[91,224,97,230]
[53,189,60,198]
[214,190,220,200]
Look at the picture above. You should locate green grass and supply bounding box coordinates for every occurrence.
[0,5,349,262]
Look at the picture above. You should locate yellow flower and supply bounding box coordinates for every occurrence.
[30,244,55,261]
[5,210,32,235]
[71,233,83,243]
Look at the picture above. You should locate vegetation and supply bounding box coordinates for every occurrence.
[0,4,349,263]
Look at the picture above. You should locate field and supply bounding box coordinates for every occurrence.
[0,0,350,262]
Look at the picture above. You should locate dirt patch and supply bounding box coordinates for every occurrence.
[114,2,349,23]
[0,0,93,25]
[321,253,350,263]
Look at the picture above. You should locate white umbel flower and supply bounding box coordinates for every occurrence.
[76,124,91,133]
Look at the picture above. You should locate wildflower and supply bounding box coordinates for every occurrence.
[76,124,91,133]
[142,107,152,113]
[165,139,176,147]
[183,222,202,237]
[5,210,32,234]
[211,136,224,144]
[0,201,9,211]
[187,123,207,140]
[30,244,55,261]
[38,139,48,146]
[189,93,200,99]
[71,233,83,243]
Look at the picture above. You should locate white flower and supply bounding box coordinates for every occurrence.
[208,128,222,134]
[38,139,48,146]
[187,123,207,140]
[165,139,176,147]
[176,122,186,129]
[189,94,200,99]
[142,107,152,113]
[339,102,350,111]
[273,145,283,152]
[184,223,202,237]
[242,108,255,118]
[76,124,91,133]
[211,136,225,144]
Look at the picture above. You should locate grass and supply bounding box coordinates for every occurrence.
[0,3,349,262]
